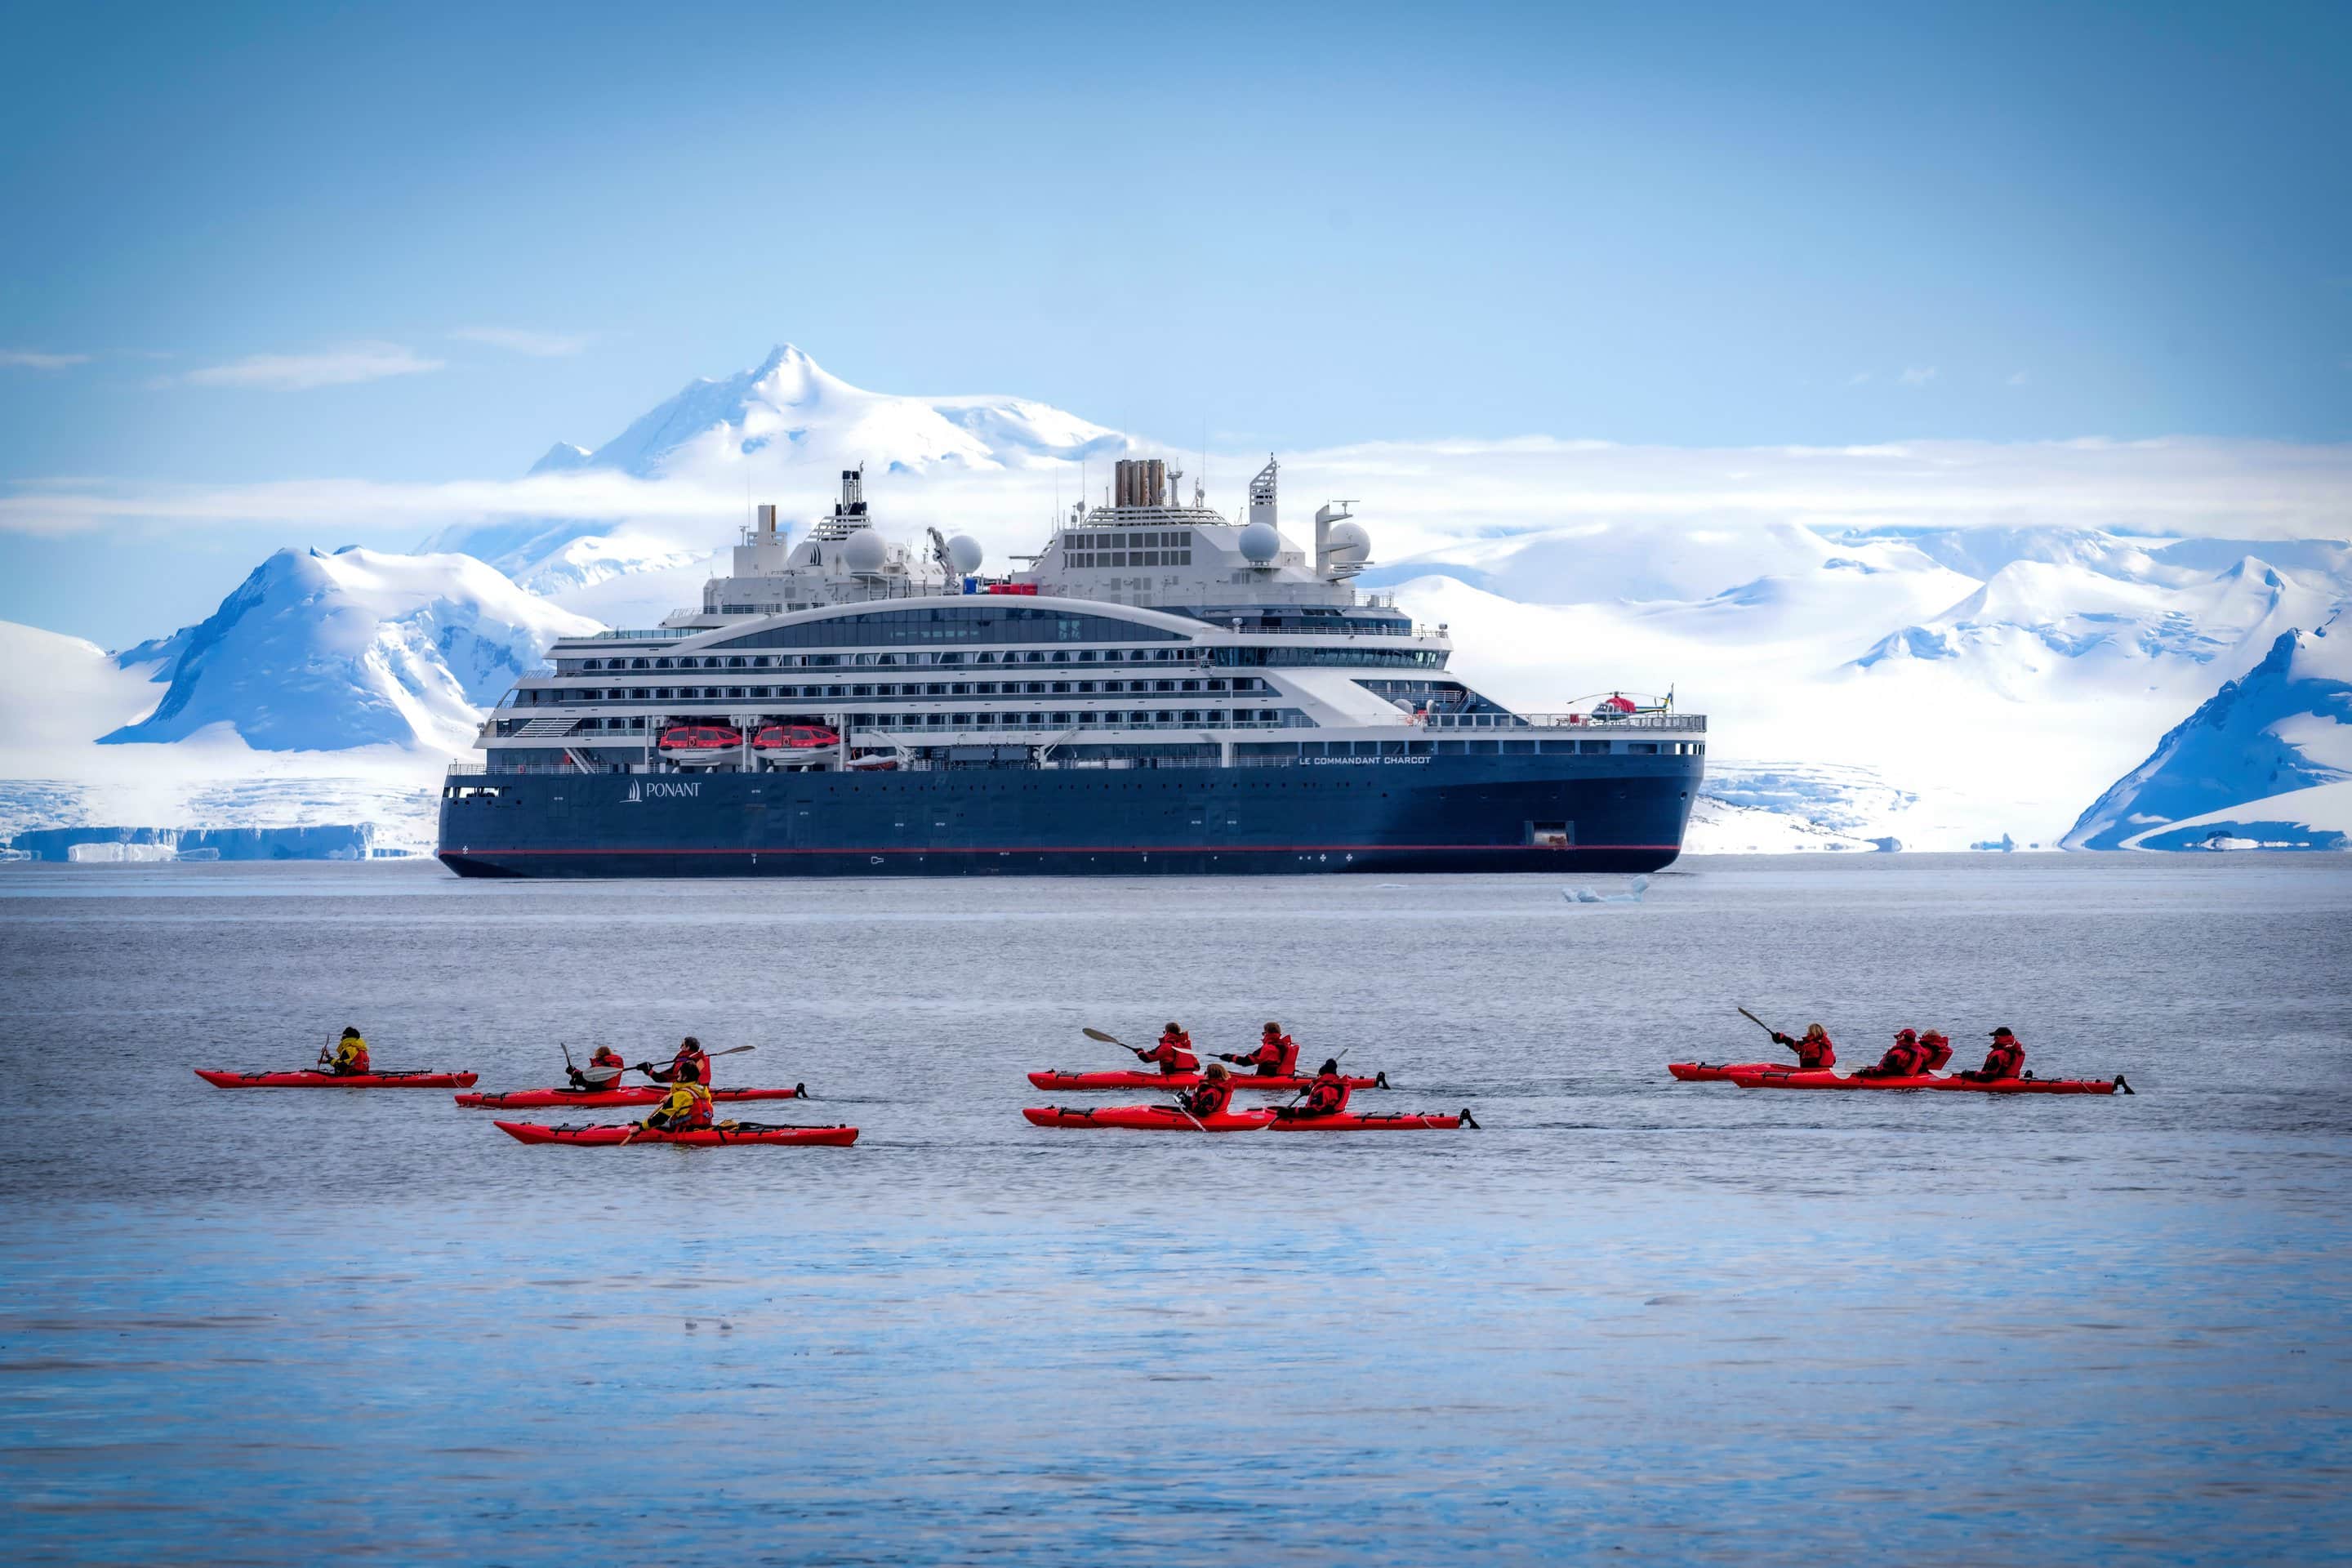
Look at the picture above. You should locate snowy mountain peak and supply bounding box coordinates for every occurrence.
[104,546,599,754]
[2065,614,2352,849]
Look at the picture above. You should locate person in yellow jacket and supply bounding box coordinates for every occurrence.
[639,1077,714,1133]
[323,1027,371,1076]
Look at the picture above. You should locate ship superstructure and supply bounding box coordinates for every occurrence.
[438,459,1705,876]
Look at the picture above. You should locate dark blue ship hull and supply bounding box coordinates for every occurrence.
[437,753,1700,878]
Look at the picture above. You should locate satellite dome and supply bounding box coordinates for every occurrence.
[840,529,888,574]
[1324,520,1371,564]
[1239,521,1282,564]
[947,534,984,574]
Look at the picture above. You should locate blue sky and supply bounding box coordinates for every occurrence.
[2,0,2347,642]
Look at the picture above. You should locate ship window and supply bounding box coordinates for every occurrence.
[1180,680,1199,693]
[1503,739,1536,754]
[1539,740,1576,754]
[1629,742,1659,754]
[655,658,674,670]
[632,659,648,670]
[1468,739,1499,755]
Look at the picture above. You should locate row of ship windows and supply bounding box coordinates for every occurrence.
[1063,551,1192,569]
[534,677,1269,704]
[568,647,1196,674]
[544,710,1298,732]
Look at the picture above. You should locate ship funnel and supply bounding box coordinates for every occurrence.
[1114,457,1169,508]
[755,503,777,535]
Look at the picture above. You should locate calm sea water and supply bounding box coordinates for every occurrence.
[1,855,2347,1566]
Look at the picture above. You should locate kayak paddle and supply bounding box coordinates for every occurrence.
[1737,1007,1783,1039]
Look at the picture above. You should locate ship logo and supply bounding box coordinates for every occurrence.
[625,782,641,804]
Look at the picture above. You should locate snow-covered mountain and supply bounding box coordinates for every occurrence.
[2064,613,2352,850]
[428,344,1128,612]
[109,546,599,753]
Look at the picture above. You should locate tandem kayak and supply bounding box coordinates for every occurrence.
[1269,1108,1479,1130]
[196,1068,479,1089]
[1726,1067,2128,1095]
[455,1083,806,1110]
[1668,1062,1781,1083]
[493,1120,859,1147]
[1026,1070,1387,1093]
[1022,1104,1277,1132]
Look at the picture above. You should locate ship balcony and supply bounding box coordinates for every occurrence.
[1420,710,1706,732]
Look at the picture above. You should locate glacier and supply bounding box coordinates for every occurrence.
[2064,612,2352,850]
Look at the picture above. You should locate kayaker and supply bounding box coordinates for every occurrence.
[1175,1062,1237,1119]
[1916,1030,1954,1072]
[1134,1022,1199,1076]
[1280,1058,1352,1121]
[1958,1027,2027,1083]
[1220,1022,1299,1078]
[1855,1027,1931,1080]
[324,1027,371,1077]
[640,1076,714,1133]
[568,1046,627,1092]
[1768,1023,1836,1071]
[638,1036,711,1087]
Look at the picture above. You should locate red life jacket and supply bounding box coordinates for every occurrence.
[1977,1040,2025,1080]
[1181,1078,1236,1118]
[1874,1040,1927,1076]
[1299,1075,1352,1117]
[1140,1036,1199,1074]
[669,1045,710,1085]
[1780,1032,1834,1069]
[590,1049,625,1071]
[1240,1035,1298,1076]
[1917,1035,1953,1071]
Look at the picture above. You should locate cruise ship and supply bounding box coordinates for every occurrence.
[437,459,1705,876]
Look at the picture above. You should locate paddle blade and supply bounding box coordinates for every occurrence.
[1082,1027,1125,1046]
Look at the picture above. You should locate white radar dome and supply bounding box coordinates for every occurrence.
[1239,521,1282,564]
[947,534,984,574]
[840,529,888,574]
[1324,520,1371,564]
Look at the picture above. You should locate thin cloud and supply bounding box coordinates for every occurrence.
[1,349,92,369]
[1897,367,1939,387]
[2007,371,2031,386]
[451,327,590,358]
[6,437,2348,553]
[179,342,444,390]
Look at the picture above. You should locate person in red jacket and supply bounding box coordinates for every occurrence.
[1278,1059,1352,1121]
[1174,1062,1236,1120]
[1959,1027,2026,1083]
[1855,1027,1930,1080]
[1916,1030,1954,1073]
[638,1036,711,1087]
[1769,1023,1836,1071]
[1221,1022,1299,1078]
[1134,1022,1199,1076]
[568,1045,627,1092]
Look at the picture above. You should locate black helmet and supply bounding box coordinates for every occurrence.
[1989,1027,2016,1037]
[1319,1058,1340,1076]
[341,1026,361,1039]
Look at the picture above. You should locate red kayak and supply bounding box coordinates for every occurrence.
[1027,1070,1386,1093]
[1668,1062,1781,1083]
[196,1068,479,1089]
[1726,1067,2127,1096]
[1268,1108,1479,1130]
[455,1083,806,1110]
[1022,1104,1277,1132]
[494,1120,858,1147]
